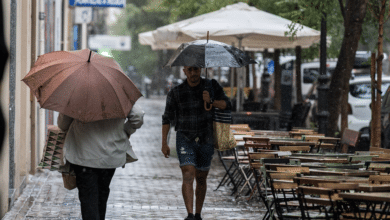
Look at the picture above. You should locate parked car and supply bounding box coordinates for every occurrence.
[379,86,390,149]
[311,76,390,140]
[345,76,390,138]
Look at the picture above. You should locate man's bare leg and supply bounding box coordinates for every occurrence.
[181,165,196,215]
[195,169,209,214]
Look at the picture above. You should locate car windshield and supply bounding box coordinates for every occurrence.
[350,81,390,99]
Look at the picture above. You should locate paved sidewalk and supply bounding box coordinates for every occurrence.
[3,97,265,220]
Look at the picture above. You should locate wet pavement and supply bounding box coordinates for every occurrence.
[2,96,265,220]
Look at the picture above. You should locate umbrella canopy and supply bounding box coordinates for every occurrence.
[23,49,142,123]
[139,30,268,52]
[164,39,256,68]
[139,31,181,50]
[148,2,320,49]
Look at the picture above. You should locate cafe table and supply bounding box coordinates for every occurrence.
[294,175,369,185]
[286,156,349,163]
[291,153,353,157]
[300,162,365,169]
[308,168,379,177]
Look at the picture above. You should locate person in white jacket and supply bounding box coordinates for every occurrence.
[58,103,144,220]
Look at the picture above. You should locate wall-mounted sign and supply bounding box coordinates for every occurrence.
[69,0,126,8]
[74,7,92,24]
[267,60,274,74]
[88,35,131,51]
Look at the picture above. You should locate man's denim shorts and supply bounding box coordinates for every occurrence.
[176,131,214,171]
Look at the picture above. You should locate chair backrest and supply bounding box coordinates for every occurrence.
[244,137,271,151]
[269,172,297,180]
[248,153,276,160]
[341,128,360,147]
[295,177,340,187]
[230,124,250,131]
[369,175,390,184]
[243,137,270,145]
[279,146,311,152]
[317,182,358,190]
[247,152,276,169]
[276,166,310,174]
[272,180,298,190]
[317,182,358,200]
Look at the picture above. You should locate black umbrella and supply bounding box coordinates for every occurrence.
[164,39,256,69]
[165,37,257,110]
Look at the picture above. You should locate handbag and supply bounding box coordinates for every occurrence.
[62,173,76,190]
[38,125,66,171]
[205,79,236,151]
[213,108,236,151]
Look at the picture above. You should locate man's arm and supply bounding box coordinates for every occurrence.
[203,91,227,110]
[124,103,144,137]
[161,90,176,158]
[57,113,73,131]
[161,124,171,158]
[212,79,232,110]
[212,100,227,109]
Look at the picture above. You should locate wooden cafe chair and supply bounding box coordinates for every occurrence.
[297,186,341,220]
[268,173,301,219]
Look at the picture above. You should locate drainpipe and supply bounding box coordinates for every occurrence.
[36,0,46,170]
[8,0,17,209]
[30,0,37,175]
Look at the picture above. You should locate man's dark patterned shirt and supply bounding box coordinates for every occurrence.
[162,78,231,140]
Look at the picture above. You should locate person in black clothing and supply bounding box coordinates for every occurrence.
[162,66,231,220]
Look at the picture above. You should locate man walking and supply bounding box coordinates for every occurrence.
[58,103,144,220]
[162,66,231,220]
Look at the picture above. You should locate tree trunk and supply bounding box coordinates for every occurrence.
[274,49,281,111]
[372,0,387,148]
[340,81,349,135]
[326,0,368,137]
[295,46,303,103]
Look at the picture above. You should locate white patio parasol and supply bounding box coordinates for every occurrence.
[144,2,320,49]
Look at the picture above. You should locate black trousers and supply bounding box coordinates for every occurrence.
[71,163,116,220]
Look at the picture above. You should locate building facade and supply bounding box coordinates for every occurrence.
[0,0,72,217]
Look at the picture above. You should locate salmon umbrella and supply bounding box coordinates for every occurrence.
[22,49,142,123]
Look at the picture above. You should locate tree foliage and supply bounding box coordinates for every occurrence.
[110,0,172,84]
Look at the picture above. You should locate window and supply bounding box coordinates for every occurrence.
[349,82,390,99]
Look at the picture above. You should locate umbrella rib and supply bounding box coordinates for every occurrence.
[26,61,84,90]
[39,64,85,109]
[90,65,127,117]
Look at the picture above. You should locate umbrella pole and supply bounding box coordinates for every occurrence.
[206,31,209,79]
[205,31,212,111]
